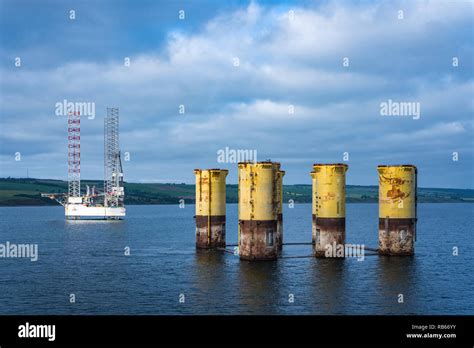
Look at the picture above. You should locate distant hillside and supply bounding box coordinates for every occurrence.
[0,178,473,206]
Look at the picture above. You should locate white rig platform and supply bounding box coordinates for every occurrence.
[65,205,126,219]
[42,107,125,220]
[63,195,125,219]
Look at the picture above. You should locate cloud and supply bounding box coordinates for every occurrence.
[0,0,472,188]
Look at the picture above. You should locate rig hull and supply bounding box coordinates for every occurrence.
[65,204,125,219]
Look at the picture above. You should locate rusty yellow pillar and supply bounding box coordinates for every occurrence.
[238,161,280,261]
[377,165,417,255]
[194,169,228,249]
[310,163,348,258]
[276,169,285,251]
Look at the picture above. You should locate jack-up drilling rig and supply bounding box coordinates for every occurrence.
[42,108,125,219]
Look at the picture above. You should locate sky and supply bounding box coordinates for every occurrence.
[0,0,473,188]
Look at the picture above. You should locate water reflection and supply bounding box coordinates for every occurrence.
[61,219,128,260]
[237,261,282,314]
[376,256,419,314]
[308,259,348,314]
[194,250,227,284]
[192,250,230,313]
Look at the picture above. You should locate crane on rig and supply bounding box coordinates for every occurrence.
[42,108,125,219]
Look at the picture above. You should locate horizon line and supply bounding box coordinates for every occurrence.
[1,177,473,191]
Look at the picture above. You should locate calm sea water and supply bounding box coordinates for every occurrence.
[0,203,472,315]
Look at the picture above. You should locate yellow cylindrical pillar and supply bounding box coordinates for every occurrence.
[238,161,280,260]
[377,165,417,255]
[276,169,285,251]
[310,163,348,258]
[194,169,228,249]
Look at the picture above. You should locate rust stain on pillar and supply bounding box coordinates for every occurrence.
[310,163,348,258]
[238,161,281,261]
[378,165,417,256]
